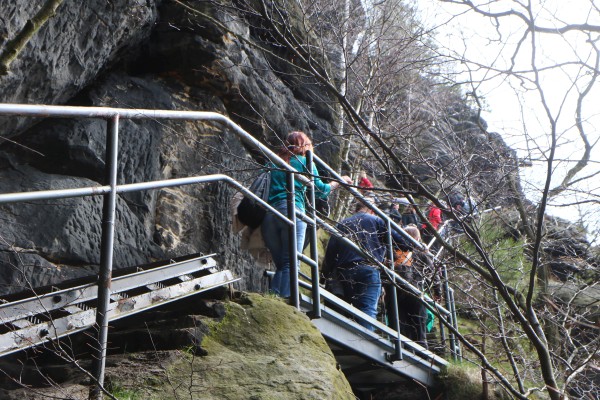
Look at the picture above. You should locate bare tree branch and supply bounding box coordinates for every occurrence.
[0,0,65,76]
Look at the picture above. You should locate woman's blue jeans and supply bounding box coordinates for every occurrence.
[261,201,307,298]
[338,265,382,331]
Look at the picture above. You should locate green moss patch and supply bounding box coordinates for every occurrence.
[144,293,354,400]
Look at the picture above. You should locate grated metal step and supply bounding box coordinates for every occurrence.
[0,255,238,357]
[299,280,447,388]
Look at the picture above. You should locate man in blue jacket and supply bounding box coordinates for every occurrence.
[325,198,413,331]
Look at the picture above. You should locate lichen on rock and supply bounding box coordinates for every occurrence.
[113,293,355,400]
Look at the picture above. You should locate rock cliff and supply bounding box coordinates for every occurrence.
[0,0,342,295]
[0,0,525,295]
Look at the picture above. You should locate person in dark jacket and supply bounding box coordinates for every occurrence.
[401,204,420,227]
[389,202,402,224]
[385,225,430,348]
[324,198,412,331]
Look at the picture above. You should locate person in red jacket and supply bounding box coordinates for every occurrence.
[357,171,374,192]
[421,202,442,247]
[426,204,442,230]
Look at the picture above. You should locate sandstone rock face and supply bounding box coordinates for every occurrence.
[0,166,162,293]
[0,0,340,295]
[0,0,158,135]
[0,69,275,294]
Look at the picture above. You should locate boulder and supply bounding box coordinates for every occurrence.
[0,293,356,400]
[128,293,355,400]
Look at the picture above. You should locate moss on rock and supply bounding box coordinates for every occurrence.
[144,293,354,400]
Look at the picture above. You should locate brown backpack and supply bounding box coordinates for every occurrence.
[394,249,413,268]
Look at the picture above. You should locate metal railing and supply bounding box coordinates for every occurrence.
[304,153,453,361]
[0,103,309,399]
[425,206,502,360]
[0,103,454,394]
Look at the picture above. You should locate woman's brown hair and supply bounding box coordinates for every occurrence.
[278,131,313,162]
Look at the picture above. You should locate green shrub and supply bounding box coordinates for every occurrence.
[439,362,484,400]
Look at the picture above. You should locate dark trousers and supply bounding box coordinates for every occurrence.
[338,265,382,331]
[421,227,441,253]
[385,285,428,349]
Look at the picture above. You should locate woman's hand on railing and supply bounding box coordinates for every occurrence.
[330,175,352,191]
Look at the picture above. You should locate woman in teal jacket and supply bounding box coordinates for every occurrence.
[262,131,349,297]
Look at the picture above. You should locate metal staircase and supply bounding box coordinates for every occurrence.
[299,283,447,389]
[0,103,452,396]
[0,254,237,357]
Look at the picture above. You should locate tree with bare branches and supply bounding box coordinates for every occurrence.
[204,0,600,398]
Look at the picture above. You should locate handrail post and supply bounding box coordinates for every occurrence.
[438,311,447,356]
[286,171,300,308]
[306,151,321,318]
[90,115,119,400]
[448,287,457,360]
[440,262,450,353]
[442,262,455,357]
[386,219,403,361]
[449,287,461,361]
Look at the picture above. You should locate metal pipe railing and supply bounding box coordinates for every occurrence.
[0,103,457,388]
[312,153,425,250]
[427,206,500,359]
[302,209,451,316]
[286,172,300,308]
[0,104,447,310]
[0,104,311,186]
[386,218,403,361]
[449,287,460,360]
[309,154,456,350]
[305,152,321,318]
[89,115,119,400]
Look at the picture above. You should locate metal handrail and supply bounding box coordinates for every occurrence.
[0,103,453,392]
[297,208,450,315]
[312,153,425,250]
[0,104,311,186]
[424,205,500,360]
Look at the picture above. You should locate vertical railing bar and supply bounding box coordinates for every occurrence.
[450,287,461,360]
[442,263,451,353]
[438,308,448,356]
[306,151,321,318]
[448,287,458,360]
[90,114,119,400]
[286,172,299,308]
[386,219,403,361]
